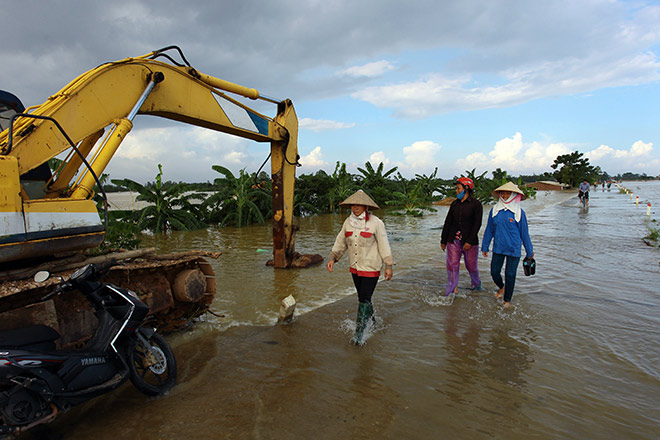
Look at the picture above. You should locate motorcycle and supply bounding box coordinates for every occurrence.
[0,261,177,437]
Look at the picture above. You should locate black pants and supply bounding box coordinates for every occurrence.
[352,274,379,303]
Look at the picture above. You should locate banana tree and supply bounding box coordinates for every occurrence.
[111,164,206,233]
[204,165,268,227]
[386,181,436,217]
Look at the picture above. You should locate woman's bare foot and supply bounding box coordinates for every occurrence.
[502,301,512,309]
[494,287,504,299]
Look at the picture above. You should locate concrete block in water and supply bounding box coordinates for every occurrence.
[278,294,296,323]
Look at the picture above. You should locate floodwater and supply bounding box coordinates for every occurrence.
[25,182,660,439]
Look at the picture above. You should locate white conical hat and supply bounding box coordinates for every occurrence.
[339,190,380,209]
[492,181,527,200]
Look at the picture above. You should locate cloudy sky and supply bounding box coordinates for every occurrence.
[3,0,660,182]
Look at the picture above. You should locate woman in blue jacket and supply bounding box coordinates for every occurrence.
[481,182,534,308]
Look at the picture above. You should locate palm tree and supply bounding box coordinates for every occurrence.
[111,164,205,233]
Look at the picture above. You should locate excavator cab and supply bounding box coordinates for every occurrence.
[0,90,24,131]
[0,91,53,198]
[1,90,103,264]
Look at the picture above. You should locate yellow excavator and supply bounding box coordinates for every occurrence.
[0,46,319,347]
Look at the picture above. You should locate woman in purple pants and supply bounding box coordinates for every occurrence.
[440,177,483,296]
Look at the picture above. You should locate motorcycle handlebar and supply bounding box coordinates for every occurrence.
[39,259,117,302]
[41,281,71,301]
[93,259,117,277]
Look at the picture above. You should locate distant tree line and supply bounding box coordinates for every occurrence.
[88,150,655,249]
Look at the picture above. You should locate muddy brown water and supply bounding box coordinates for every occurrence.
[22,182,660,439]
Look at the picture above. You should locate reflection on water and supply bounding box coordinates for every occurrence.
[27,182,660,439]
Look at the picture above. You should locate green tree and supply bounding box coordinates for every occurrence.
[295,171,334,215]
[550,151,601,187]
[111,164,206,233]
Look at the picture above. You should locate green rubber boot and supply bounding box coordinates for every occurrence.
[351,302,374,345]
[365,302,375,325]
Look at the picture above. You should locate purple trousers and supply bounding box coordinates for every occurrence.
[445,239,481,296]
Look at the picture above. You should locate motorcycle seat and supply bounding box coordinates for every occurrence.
[0,324,60,349]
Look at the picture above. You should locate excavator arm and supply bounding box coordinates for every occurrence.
[0,47,300,268]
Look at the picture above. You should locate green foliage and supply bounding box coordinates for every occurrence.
[47,157,65,178]
[644,224,660,245]
[461,169,490,203]
[98,215,141,252]
[111,164,206,233]
[103,154,602,233]
[414,168,446,201]
[357,162,398,207]
[328,162,357,212]
[614,172,656,181]
[294,171,334,215]
[386,181,436,217]
[442,168,536,204]
[203,165,268,227]
[550,151,601,187]
[93,172,110,212]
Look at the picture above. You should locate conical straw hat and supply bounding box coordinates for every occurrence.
[339,189,380,209]
[492,181,527,200]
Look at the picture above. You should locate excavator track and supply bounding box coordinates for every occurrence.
[0,249,217,349]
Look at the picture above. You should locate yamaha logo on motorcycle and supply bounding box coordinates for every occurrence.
[81,356,106,366]
[0,261,177,437]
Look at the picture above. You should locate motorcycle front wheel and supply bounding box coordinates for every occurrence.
[127,332,177,397]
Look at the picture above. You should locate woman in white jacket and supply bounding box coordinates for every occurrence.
[327,190,394,345]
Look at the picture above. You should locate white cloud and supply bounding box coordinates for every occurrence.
[352,52,660,119]
[299,118,356,132]
[456,133,571,174]
[224,151,247,164]
[630,140,653,156]
[368,151,392,169]
[401,141,442,170]
[107,126,257,182]
[588,145,616,161]
[455,135,659,176]
[585,140,658,172]
[299,146,328,168]
[338,60,396,78]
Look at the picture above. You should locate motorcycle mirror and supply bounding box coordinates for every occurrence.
[34,271,50,283]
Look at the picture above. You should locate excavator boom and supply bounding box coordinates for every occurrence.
[0,48,300,268]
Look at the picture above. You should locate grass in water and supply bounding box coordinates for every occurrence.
[644,220,660,247]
